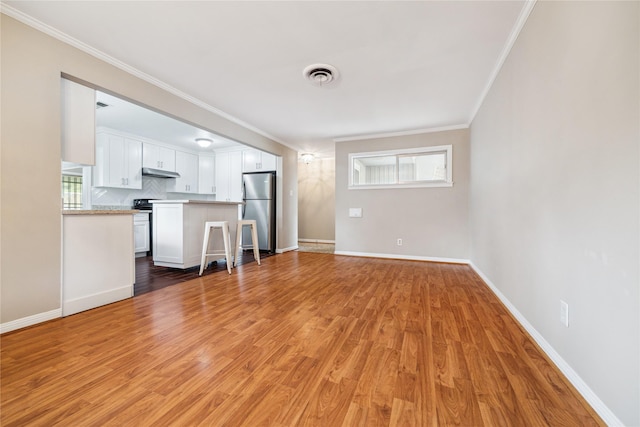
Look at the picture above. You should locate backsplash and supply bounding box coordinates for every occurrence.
[91,176,215,209]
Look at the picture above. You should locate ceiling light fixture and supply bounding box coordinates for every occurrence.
[195,138,213,148]
[303,63,339,87]
[300,153,315,164]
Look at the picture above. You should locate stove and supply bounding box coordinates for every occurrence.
[132,198,154,211]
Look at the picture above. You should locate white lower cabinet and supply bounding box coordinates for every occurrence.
[134,212,150,254]
[152,201,240,269]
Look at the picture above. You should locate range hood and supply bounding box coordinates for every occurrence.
[141,167,181,179]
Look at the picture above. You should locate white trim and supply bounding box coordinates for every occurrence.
[468,262,623,427]
[62,286,133,317]
[350,182,453,191]
[0,309,62,334]
[349,144,453,189]
[276,245,298,254]
[334,251,469,265]
[334,124,468,143]
[0,4,303,155]
[468,0,537,123]
[298,239,336,244]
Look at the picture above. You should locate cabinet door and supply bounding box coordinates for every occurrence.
[126,138,142,189]
[198,155,215,195]
[143,143,176,171]
[261,152,277,171]
[94,133,141,189]
[215,152,230,201]
[134,220,149,252]
[107,134,127,187]
[242,149,260,173]
[168,151,198,193]
[61,79,95,165]
[142,142,159,169]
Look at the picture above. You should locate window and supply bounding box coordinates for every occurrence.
[349,145,452,189]
[62,175,83,209]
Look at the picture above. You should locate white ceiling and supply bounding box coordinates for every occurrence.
[96,91,243,153]
[4,1,529,158]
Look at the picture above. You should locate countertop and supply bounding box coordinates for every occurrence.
[62,210,140,215]
[150,200,243,205]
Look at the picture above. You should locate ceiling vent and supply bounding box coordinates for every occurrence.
[96,101,110,109]
[303,63,339,87]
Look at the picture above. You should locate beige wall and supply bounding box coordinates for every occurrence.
[1,15,298,324]
[298,158,335,242]
[469,2,639,425]
[335,129,469,259]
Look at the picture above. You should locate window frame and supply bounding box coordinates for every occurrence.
[348,145,453,190]
[62,174,84,210]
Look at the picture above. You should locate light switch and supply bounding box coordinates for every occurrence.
[349,208,362,218]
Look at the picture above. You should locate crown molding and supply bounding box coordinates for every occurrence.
[0,3,304,154]
[468,0,537,124]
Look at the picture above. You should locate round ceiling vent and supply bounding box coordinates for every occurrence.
[303,63,339,87]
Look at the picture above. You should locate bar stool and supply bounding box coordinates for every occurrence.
[199,221,233,276]
[234,219,261,267]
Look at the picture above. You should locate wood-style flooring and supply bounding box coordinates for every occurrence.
[1,252,603,426]
[134,251,274,296]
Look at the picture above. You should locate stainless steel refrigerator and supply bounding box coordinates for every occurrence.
[242,171,276,252]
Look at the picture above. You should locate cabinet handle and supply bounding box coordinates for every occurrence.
[161,161,164,168]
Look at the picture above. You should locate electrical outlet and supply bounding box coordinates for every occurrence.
[397,238,403,246]
[560,300,569,327]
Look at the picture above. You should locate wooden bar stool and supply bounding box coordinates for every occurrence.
[234,219,261,267]
[199,221,233,276]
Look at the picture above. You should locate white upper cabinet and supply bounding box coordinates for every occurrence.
[216,151,243,202]
[167,151,198,193]
[242,149,276,172]
[61,79,96,165]
[198,154,215,195]
[142,142,176,171]
[94,132,142,189]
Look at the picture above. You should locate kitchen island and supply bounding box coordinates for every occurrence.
[62,210,137,316]
[152,200,242,269]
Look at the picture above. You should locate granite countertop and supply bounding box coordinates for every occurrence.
[62,210,140,215]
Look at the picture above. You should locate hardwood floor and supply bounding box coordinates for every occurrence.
[134,251,274,296]
[1,252,603,426]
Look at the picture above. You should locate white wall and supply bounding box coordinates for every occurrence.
[1,14,298,326]
[469,2,639,425]
[298,158,335,242]
[335,129,469,260]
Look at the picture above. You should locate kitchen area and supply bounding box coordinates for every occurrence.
[62,79,279,315]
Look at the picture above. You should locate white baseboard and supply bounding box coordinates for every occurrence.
[62,285,133,317]
[298,239,336,244]
[334,250,469,265]
[0,308,62,334]
[468,262,622,427]
[276,245,298,254]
